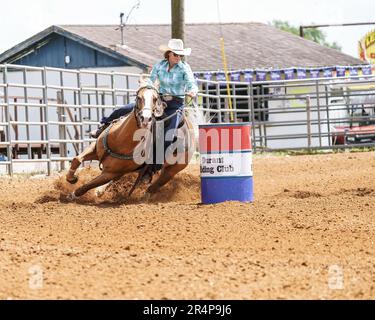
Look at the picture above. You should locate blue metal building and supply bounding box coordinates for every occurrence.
[0,25,150,70]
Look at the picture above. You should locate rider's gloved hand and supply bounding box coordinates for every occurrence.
[185,92,196,106]
[186,91,196,97]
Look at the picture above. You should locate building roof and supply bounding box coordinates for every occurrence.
[0,22,364,72]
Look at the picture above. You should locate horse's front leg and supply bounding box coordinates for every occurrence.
[71,171,122,198]
[146,163,187,194]
[66,141,97,184]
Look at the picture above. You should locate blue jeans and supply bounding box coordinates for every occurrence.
[100,103,135,124]
[162,100,184,150]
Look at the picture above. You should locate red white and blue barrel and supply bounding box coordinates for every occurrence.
[199,123,253,204]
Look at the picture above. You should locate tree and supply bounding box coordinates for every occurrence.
[271,20,342,51]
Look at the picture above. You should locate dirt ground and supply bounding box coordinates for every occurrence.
[1,151,375,300]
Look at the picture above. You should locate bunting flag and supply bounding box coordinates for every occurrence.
[203,72,213,81]
[297,68,307,79]
[323,67,333,78]
[283,69,294,80]
[361,65,372,75]
[243,70,254,82]
[255,70,267,81]
[193,65,373,82]
[230,71,241,82]
[309,69,320,78]
[349,66,359,77]
[336,66,347,77]
[216,72,227,87]
[216,72,226,81]
[270,70,281,81]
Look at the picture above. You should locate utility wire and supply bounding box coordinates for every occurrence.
[124,0,141,25]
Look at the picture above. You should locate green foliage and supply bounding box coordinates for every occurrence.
[270,20,342,51]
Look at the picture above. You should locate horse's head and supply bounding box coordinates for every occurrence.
[134,84,165,128]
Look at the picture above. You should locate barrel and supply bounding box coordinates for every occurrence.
[199,123,253,204]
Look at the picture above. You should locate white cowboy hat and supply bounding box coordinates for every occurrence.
[159,38,191,56]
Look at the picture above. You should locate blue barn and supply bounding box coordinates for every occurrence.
[0,25,152,73]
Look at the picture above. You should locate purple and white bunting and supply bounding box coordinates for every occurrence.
[323,68,333,78]
[255,70,267,81]
[270,70,281,81]
[194,65,371,84]
[284,69,294,80]
[297,68,306,79]
[230,72,241,82]
[361,65,372,76]
[243,70,254,82]
[310,69,320,78]
[349,66,359,77]
[336,66,347,77]
[203,72,213,81]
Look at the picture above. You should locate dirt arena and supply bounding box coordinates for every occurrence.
[1,151,375,300]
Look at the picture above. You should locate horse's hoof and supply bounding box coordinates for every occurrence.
[141,191,151,202]
[66,192,77,201]
[66,176,78,184]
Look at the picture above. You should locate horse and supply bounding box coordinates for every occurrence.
[65,80,195,201]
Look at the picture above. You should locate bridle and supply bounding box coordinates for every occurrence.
[134,85,165,128]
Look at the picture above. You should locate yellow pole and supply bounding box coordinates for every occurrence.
[219,37,234,122]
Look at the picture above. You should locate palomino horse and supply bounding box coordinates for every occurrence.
[65,81,195,200]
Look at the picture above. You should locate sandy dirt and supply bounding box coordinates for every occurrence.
[1,151,375,300]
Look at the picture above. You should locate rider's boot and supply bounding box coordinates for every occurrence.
[89,122,110,139]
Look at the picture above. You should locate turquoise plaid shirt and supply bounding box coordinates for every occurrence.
[148,59,198,99]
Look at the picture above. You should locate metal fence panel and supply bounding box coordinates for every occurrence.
[1,63,375,175]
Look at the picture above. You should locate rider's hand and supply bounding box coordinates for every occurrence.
[185,91,196,98]
[185,95,194,106]
[185,91,196,106]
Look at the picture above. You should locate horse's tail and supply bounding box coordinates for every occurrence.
[184,105,212,141]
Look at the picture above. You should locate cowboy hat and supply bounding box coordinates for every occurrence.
[159,38,191,56]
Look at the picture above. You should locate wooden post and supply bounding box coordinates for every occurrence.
[299,26,304,38]
[171,0,184,42]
